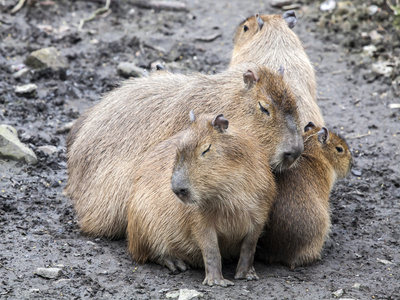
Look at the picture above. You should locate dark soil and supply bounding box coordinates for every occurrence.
[1,0,399,299]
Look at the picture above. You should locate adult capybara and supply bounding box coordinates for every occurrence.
[66,64,303,239]
[230,11,325,128]
[127,112,276,286]
[256,122,353,269]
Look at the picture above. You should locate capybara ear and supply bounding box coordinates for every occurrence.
[317,127,330,145]
[211,114,229,132]
[189,110,196,122]
[278,66,285,77]
[282,10,297,29]
[304,121,316,132]
[255,13,264,31]
[243,70,259,89]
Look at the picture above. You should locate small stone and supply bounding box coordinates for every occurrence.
[25,47,69,70]
[117,62,143,78]
[29,288,40,293]
[270,0,293,8]
[369,30,383,42]
[178,289,204,300]
[13,68,30,79]
[15,84,37,95]
[37,145,58,155]
[372,62,393,77]
[351,169,362,177]
[332,288,344,298]
[377,258,395,265]
[353,283,361,289]
[56,121,74,134]
[368,5,379,16]
[320,0,336,11]
[0,125,37,164]
[35,267,62,279]
[362,45,377,57]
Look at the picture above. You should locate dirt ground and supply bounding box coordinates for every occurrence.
[1,0,399,299]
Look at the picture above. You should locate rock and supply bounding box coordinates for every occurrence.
[362,45,377,57]
[353,283,361,289]
[117,62,143,78]
[15,84,37,95]
[25,47,69,70]
[37,145,58,155]
[13,68,30,79]
[320,0,336,11]
[35,267,62,279]
[270,0,293,8]
[351,169,362,177]
[369,30,383,42]
[368,5,379,16]
[166,289,204,300]
[372,62,393,77]
[332,288,344,298]
[56,121,74,134]
[0,125,38,164]
[377,258,395,265]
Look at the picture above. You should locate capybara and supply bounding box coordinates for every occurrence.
[66,64,303,238]
[230,11,325,128]
[256,122,353,269]
[127,112,276,286]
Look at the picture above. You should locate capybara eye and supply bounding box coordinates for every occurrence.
[336,146,343,153]
[201,144,211,156]
[243,25,249,32]
[258,102,270,116]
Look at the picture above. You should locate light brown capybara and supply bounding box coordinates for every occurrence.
[65,64,303,239]
[230,11,325,128]
[127,112,276,287]
[256,122,353,269]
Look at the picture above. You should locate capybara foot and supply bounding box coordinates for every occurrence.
[156,256,189,274]
[202,276,234,287]
[234,265,259,281]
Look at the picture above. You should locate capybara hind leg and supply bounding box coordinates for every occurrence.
[234,231,260,280]
[155,256,190,274]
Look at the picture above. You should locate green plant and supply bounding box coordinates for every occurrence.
[387,0,400,27]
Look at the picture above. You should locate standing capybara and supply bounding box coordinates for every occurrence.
[230,11,325,128]
[127,112,276,286]
[65,64,303,239]
[256,122,353,269]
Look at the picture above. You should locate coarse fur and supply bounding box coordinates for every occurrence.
[66,64,303,238]
[256,125,353,269]
[230,12,325,128]
[127,113,276,286]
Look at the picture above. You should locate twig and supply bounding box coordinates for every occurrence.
[11,0,26,14]
[131,1,188,11]
[78,0,111,31]
[346,133,371,140]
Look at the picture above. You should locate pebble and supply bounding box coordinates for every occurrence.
[332,288,344,297]
[117,62,143,78]
[0,124,38,164]
[270,0,293,8]
[15,84,37,95]
[25,47,69,70]
[372,62,393,77]
[377,258,395,265]
[362,45,377,57]
[56,121,74,134]
[320,0,336,11]
[368,5,379,16]
[351,169,362,177]
[166,289,204,300]
[13,68,30,79]
[353,282,361,289]
[37,145,58,155]
[35,267,62,279]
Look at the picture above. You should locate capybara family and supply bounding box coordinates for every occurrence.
[127,112,276,286]
[257,122,353,269]
[230,11,325,128]
[66,64,303,238]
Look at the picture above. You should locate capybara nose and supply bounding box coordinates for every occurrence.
[284,144,304,167]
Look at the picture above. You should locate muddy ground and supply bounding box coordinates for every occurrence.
[0,0,399,299]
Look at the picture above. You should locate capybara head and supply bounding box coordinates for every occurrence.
[232,11,297,55]
[304,122,353,179]
[241,66,304,170]
[171,112,263,207]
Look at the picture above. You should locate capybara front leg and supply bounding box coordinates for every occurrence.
[234,231,260,280]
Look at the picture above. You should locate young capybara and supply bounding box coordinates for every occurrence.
[256,122,353,269]
[230,11,325,128]
[65,64,303,239]
[127,112,276,286]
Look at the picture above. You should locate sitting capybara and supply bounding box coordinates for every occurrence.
[256,122,353,269]
[230,11,324,128]
[127,112,276,286]
[66,64,303,239]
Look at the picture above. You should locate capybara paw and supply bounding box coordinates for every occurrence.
[234,266,259,281]
[202,276,234,287]
[157,257,189,274]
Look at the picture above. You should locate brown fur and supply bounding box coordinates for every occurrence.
[256,126,353,269]
[230,13,324,128]
[66,64,303,239]
[127,113,276,286]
